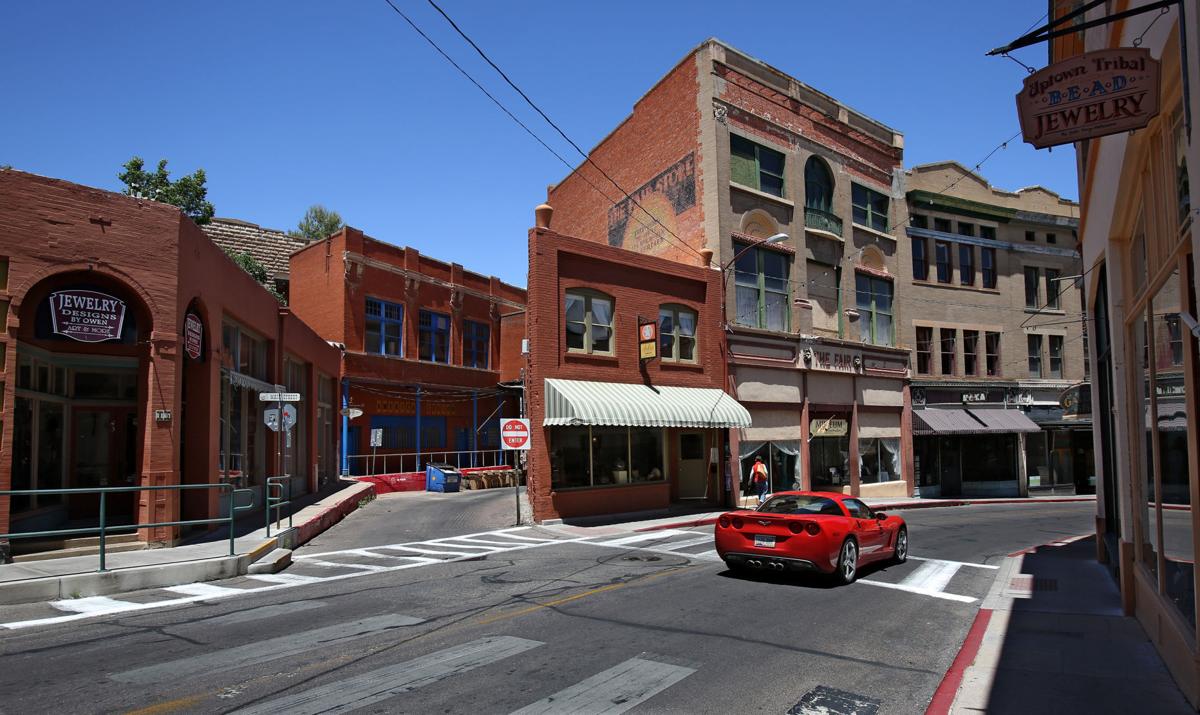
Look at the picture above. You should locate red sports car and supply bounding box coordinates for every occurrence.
[714,491,907,584]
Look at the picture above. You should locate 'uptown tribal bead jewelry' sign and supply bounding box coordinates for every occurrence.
[48,289,127,343]
[1016,47,1160,149]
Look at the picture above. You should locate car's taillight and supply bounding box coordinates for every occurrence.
[788,521,803,534]
[718,516,730,528]
[732,517,744,529]
[805,522,821,535]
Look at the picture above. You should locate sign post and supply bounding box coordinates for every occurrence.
[369,428,383,475]
[260,391,300,483]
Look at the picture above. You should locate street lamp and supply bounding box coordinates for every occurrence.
[719,232,787,509]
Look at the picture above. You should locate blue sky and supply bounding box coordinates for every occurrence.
[1,1,1068,287]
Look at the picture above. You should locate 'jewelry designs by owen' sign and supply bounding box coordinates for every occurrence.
[49,289,126,343]
[1016,47,1160,149]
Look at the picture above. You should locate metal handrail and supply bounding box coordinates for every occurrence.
[804,206,844,236]
[0,483,257,572]
[265,476,292,537]
[345,449,515,477]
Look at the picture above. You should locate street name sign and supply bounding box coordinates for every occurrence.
[259,392,301,402]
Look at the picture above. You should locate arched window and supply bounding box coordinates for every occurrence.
[565,289,614,355]
[659,304,697,362]
[804,156,834,213]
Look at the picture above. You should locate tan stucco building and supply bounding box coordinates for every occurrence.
[898,163,1090,498]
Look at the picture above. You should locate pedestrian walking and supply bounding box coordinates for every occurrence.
[751,456,769,505]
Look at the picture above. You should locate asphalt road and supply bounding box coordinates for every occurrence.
[0,496,1095,715]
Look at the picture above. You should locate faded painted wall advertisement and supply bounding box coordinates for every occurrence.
[48,289,127,343]
[1016,47,1160,149]
[607,152,696,255]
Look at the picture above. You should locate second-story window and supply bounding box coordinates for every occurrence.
[940,328,956,375]
[731,135,785,197]
[734,242,790,332]
[365,298,403,356]
[1027,334,1044,377]
[980,226,997,240]
[935,241,952,283]
[1048,335,1064,378]
[916,327,933,375]
[659,305,697,362]
[464,320,490,369]
[959,245,975,286]
[419,310,450,363]
[985,331,1001,376]
[855,274,893,347]
[912,237,929,281]
[958,222,975,237]
[565,289,614,355]
[963,330,979,376]
[981,247,997,289]
[1024,266,1041,308]
[851,184,889,233]
[934,217,952,233]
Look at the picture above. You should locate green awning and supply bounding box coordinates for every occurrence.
[543,378,752,428]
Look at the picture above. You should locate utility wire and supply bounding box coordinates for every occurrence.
[423,0,706,261]
[380,0,697,260]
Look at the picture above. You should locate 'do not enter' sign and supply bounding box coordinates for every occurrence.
[501,418,531,450]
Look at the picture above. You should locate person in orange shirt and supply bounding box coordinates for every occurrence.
[751,455,769,505]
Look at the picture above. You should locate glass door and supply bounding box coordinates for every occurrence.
[70,406,137,524]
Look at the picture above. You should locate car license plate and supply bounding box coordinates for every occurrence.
[754,535,775,548]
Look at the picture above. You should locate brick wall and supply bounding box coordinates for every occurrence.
[547,52,706,263]
[525,227,724,521]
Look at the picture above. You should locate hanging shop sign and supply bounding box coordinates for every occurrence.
[184,312,204,361]
[48,289,127,343]
[1059,382,1092,418]
[1016,47,1160,149]
[810,417,849,437]
[638,321,657,361]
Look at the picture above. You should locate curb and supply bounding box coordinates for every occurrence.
[635,496,1095,532]
[0,480,377,605]
[926,608,993,715]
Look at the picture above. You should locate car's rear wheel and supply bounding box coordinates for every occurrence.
[836,538,858,584]
[892,526,908,564]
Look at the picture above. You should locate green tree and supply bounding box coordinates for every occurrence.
[290,204,343,241]
[222,248,284,303]
[118,156,215,225]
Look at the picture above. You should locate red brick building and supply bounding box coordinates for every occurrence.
[546,39,912,501]
[288,227,526,477]
[525,224,750,522]
[0,170,340,555]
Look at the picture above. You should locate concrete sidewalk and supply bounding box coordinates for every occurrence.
[934,535,1193,714]
[0,479,375,605]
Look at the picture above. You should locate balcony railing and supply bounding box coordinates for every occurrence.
[804,207,843,237]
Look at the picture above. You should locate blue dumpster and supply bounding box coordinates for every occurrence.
[426,463,462,493]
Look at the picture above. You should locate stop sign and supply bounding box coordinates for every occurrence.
[501,418,531,450]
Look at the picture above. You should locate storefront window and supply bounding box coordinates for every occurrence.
[630,430,664,483]
[550,426,665,489]
[968,435,1016,482]
[858,437,900,483]
[1153,267,1193,626]
[740,442,801,493]
[1025,431,1049,488]
[1133,309,1158,580]
[810,423,850,488]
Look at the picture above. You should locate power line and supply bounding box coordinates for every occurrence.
[380,0,698,261]
[423,0,707,262]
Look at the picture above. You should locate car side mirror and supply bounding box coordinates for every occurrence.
[874,511,887,521]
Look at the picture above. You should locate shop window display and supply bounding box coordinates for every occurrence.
[858,438,900,483]
[810,432,849,488]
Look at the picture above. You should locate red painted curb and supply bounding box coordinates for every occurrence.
[1006,531,1094,557]
[926,607,993,715]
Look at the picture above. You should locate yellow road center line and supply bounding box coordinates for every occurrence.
[123,695,205,715]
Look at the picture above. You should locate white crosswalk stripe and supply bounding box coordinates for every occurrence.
[511,656,696,715]
[0,528,586,630]
[230,636,543,715]
[583,530,722,562]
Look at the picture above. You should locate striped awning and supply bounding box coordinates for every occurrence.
[543,378,752,428]
[914,408,1041,435]
[968,408,1041,434]
[226,369,278,394]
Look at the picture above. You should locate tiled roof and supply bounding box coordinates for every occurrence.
[201,218,310,283]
